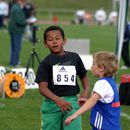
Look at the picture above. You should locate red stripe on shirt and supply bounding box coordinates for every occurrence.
[112,102,120,107]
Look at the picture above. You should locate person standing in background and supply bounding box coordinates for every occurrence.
[23,0,36,19]
[23,0,37,41]
[0,0,8,29]
[8,0,17,17]
[121,22,130,69]
[8,0,28,67]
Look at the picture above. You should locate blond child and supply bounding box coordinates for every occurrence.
[65,51,121,130]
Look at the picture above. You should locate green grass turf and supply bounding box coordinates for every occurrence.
[26,0,112,11]
[0,24,130,130]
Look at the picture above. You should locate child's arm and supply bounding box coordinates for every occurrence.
[65,92,100,125]
[39,82,72,112]
[80,76,90,97]
[78,76,89,106]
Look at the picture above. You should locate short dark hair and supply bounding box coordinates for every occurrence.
[43,25,65,43]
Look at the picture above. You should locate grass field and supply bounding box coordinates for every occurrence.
[0,24,130,130]
[29,0,112,11]
[5,0,113,22]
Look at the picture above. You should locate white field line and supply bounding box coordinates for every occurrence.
[121,112,130,120]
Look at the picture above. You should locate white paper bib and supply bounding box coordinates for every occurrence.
[53,66,76,86]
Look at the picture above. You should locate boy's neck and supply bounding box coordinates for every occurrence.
[52,51,65,56]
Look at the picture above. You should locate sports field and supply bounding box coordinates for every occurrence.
[0,24,130,130]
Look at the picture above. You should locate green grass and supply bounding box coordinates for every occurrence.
[0,89,41,130]
[34,0,112,19]
[30,0,112,11]
[0,24,130,130]
[6,0,113,21]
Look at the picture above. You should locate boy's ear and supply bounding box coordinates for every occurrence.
[100,65,105,72]
[44,43,48,48]
[63,38,67,45]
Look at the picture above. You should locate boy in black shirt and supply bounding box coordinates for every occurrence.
[35,25,89,130]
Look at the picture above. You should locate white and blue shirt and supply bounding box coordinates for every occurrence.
[90,77,121,130]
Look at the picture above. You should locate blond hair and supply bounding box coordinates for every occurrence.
[93,51,118,77]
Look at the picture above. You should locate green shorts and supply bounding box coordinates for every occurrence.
[41,96,82,130]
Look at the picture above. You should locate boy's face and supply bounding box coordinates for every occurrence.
[91,59,104,78]
[45,30,66,55]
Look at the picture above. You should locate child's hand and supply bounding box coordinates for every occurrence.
[78,98,87,106]
[55,98,72,112]
[64,114,78,125]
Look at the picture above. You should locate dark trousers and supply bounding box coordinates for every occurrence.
[121,42,130,67]
[9,32,23,66]
[0,15,4,29]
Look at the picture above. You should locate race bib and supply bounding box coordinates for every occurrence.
[53,66,76,86]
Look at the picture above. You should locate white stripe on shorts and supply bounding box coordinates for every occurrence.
[94,112,103,129]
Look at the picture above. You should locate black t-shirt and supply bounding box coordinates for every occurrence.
[35,51,87,96]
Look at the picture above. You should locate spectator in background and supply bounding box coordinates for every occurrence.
[8,0,29,67]
[108,11,118,26]
[94,9,107,25]
[0,0,9,29]
[121,23,130,69]
[8,0,17,17]
[23,0,35,19]
[23,0,37,41]
[74,10,86,24]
